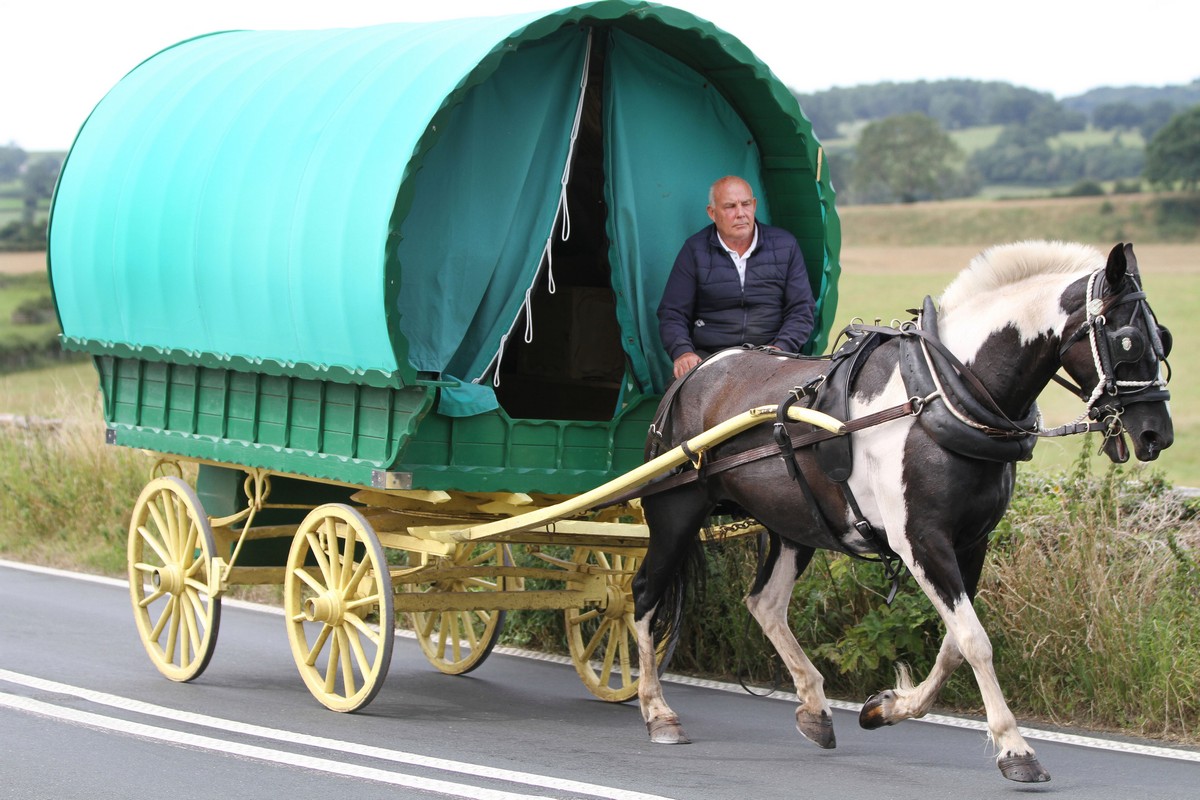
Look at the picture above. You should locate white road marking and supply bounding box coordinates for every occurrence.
[0,668,673,800]
[4,558,1199,764]
[0,692,549,800]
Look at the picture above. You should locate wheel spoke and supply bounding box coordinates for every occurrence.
[138,587,167,608]
[598,627,618,685]
[173,496,189,558]
[293,566,326,594]
[179,595,197,666]
[321,521,343,587]
[149,595,174,640]
[339,527,358,590]
[462,614,481,650]
[344,556,372,598]
[137,525,171,566]
[306,531,333,586]
[182,519,199,568]
[345,612,381,645]
[165,596,182,664]
[337,628,357,697]
[344,623,371,676]
[567,608,601,625]
[147,501,173,561]
[581,618,611,662]
[305,624,333,667]
[323,632,340,693]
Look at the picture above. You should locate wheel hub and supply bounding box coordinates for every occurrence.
[602,583,627,620]
[303,592,345,625]
[152,564,185,595]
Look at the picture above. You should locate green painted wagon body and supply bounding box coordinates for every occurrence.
[50,0,840,494]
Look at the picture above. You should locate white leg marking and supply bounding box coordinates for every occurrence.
[744,553,829,717]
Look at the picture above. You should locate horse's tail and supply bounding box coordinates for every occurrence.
[651,530,707,663]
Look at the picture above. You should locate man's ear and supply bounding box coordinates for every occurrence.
[706,205,716,222]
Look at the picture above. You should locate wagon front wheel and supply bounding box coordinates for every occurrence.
[284,504,394,712]
[127,476,222,682]
[565,547,669,702]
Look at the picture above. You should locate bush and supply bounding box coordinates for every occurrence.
[1062,180,1106,197]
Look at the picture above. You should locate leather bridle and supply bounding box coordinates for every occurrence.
[1054,268,1172,441]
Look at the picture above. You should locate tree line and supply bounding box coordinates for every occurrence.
[796,79,1200,204]
[0,144,62,251]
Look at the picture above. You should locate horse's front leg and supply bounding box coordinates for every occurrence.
[744,533,836,749]
[859,630,963,725]
[865,534,1050,783]
[860,539,988,726]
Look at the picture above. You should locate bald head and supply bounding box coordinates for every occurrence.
[706,176,757,252]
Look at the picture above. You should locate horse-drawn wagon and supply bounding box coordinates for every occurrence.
[49,1,840,712]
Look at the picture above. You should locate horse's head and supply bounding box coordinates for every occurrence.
[1058,243,1174,463]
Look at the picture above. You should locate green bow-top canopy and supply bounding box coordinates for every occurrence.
[50,0,839,422]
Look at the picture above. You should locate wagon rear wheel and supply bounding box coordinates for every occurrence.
[127,476,221,682]
[404,543,511,675]
[565,546,669,702]
[284,504,394,712]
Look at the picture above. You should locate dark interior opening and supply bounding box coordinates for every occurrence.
[493,29,626,421]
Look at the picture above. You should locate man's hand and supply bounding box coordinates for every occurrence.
[673,352,702,379]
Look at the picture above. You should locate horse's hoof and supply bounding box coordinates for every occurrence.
[795,708,837,749]
[647,715,691,744]
[997,754,1051,783]
[859,690,897,730]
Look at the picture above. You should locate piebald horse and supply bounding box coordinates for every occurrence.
[633,241,1173,782]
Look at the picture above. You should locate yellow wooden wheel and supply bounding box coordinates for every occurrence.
[284,504,394,712]
[127,476,221,682]
[405,543,511,675]
[565,547,668,702]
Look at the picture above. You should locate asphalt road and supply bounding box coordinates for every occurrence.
[2,560,1198,800]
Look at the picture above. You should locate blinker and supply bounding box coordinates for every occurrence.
[1156,325,1172,359]
[1107,326,1144,364]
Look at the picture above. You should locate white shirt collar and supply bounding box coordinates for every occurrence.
[717,224,758,286]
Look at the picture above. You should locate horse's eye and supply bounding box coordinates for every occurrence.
[1107,326,1144,363]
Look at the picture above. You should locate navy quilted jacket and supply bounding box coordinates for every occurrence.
[657,222,815,360]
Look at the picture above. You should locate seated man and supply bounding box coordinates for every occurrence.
[657,175,815,380]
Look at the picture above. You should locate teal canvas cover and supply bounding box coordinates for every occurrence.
[50,0,840,421]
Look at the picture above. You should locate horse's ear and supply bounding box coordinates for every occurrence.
[1123,242,1139,277]
[1105,242,1128,291]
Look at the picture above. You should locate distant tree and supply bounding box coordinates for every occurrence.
[851,113,966,203]
[1093,101,1144,131]
[0,143,26,184]
[1144,105,1200,191]
[20,154,62,225]
[1139,100,1178,141]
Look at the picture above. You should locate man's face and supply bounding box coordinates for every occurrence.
[707,180,756,244]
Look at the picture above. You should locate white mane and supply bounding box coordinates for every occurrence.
[939,240,1103,313]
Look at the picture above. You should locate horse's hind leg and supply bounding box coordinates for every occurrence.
[744,532,836,749]
[635,484,712,744]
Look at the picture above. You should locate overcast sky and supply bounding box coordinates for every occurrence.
[3,0,1196,151]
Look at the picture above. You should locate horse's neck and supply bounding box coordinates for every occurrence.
[937,274,1080,418]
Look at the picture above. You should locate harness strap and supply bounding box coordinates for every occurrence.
[598,399,916,508]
